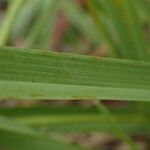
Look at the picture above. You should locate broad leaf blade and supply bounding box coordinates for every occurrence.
[0,46,150,101]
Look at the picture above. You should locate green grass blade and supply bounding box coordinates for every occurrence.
[0,115,37,135]
[95,101,138,150]
[11,0,42,39]
[0,115,84,150]
[0,46,150,101]
[37,0,61,50]
[0,130,78,150]
[87,0,120,57]
[24,0,61,49]
[88,0,150,60]
[95,0,137,59]
[0,106,149,134]
[0,0,26,45]
[62,0,101,46]
[122,0,149,60]
[0,129,84,150]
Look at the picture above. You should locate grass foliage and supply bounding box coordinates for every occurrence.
[0,0,150,149]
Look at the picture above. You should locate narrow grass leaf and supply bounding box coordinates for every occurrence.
[0,106,148,134]
[0,0,26,45]
[0,46,150,101]
[0,115,84,150]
